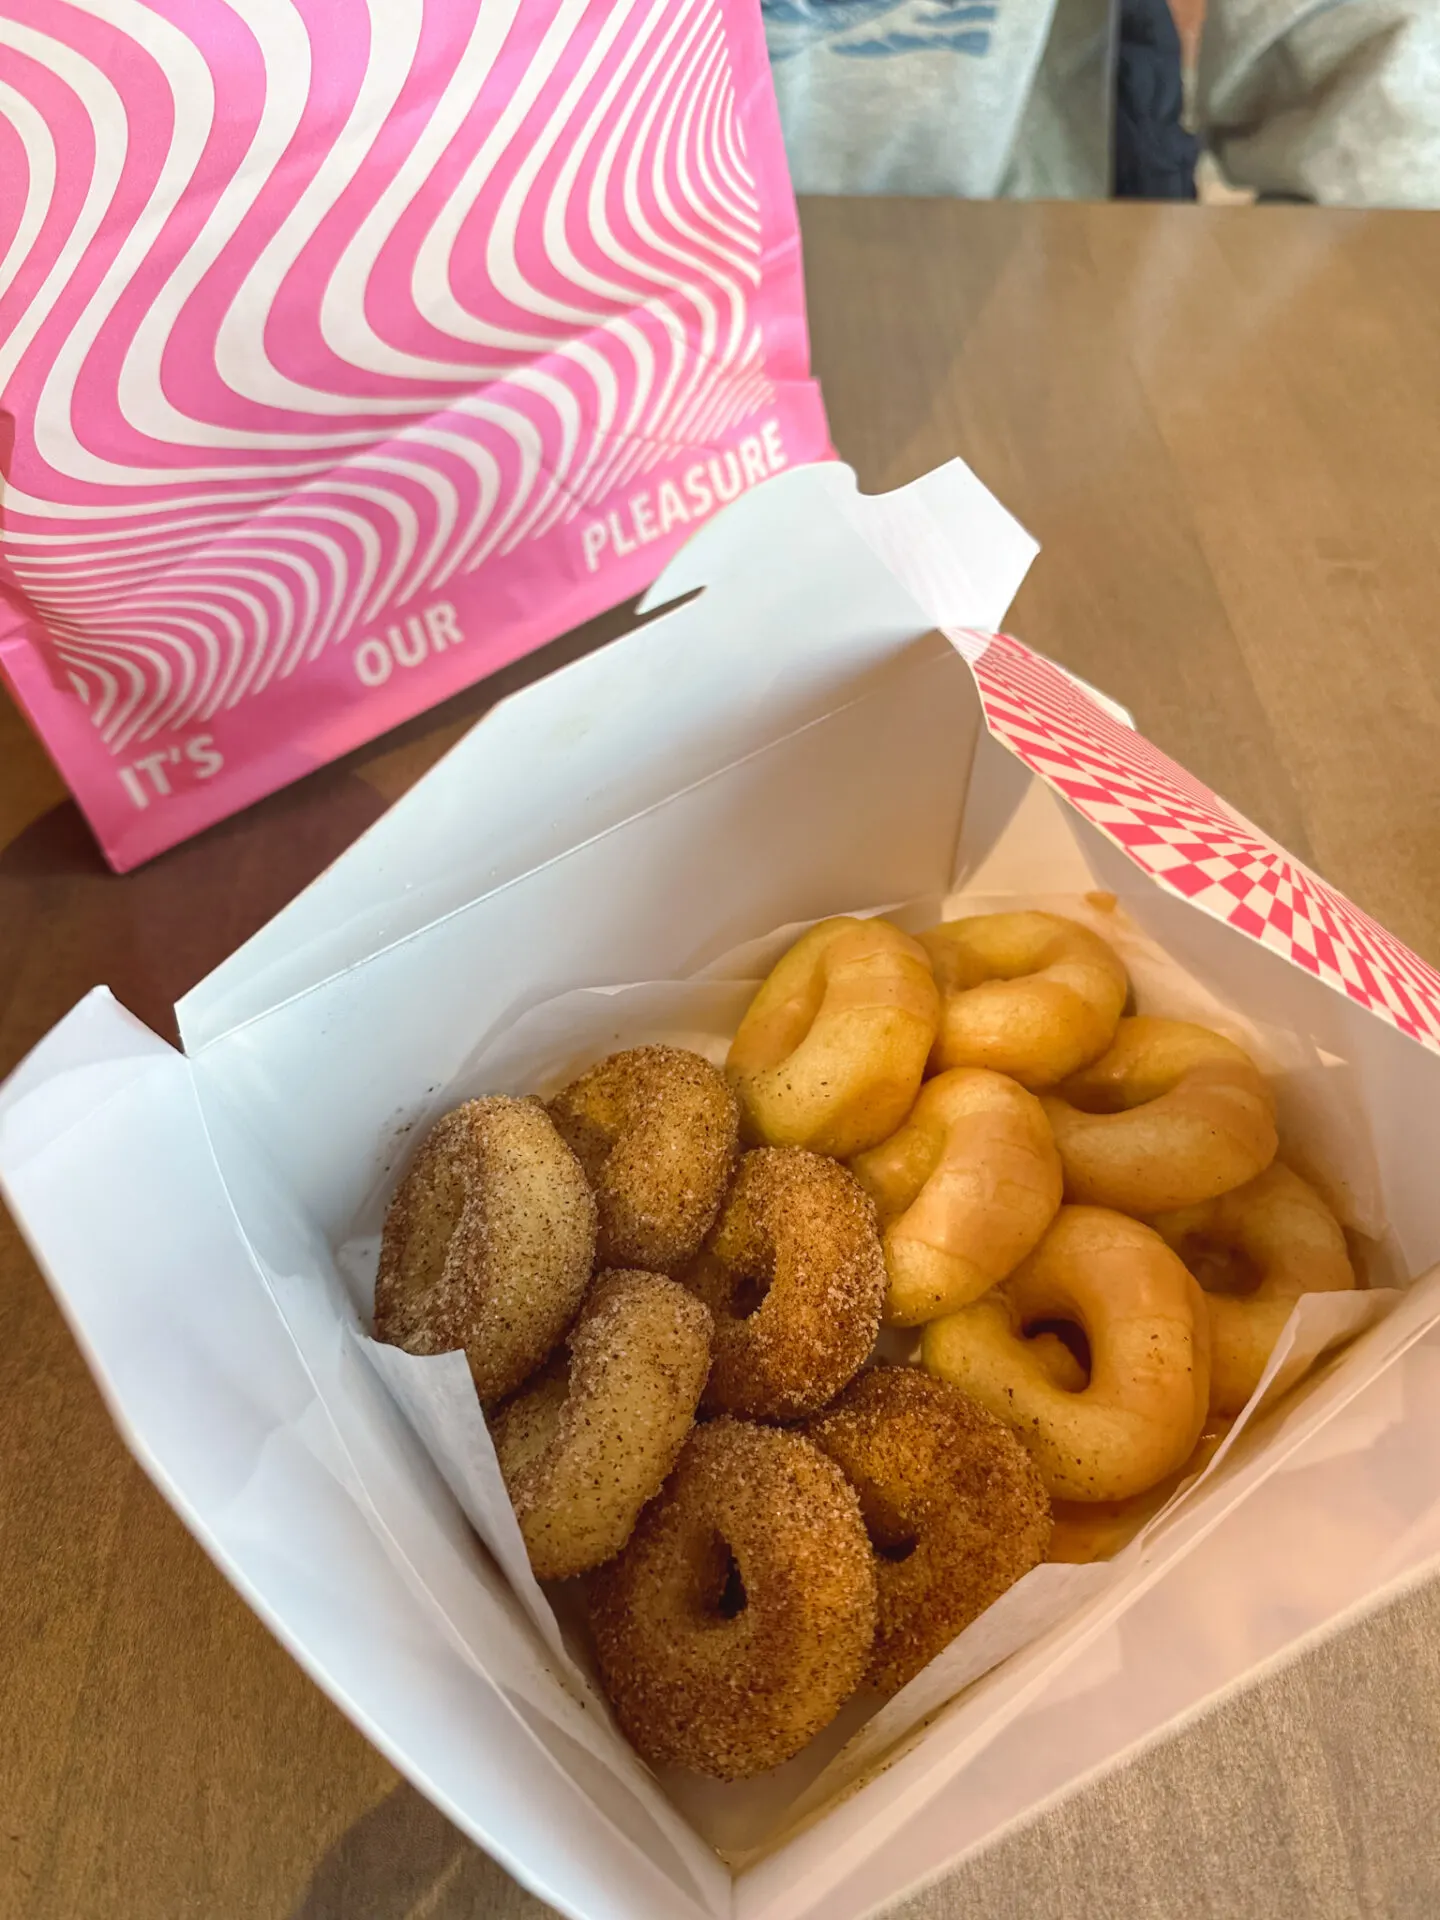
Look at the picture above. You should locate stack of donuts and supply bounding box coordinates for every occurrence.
[373,908,1358,1780]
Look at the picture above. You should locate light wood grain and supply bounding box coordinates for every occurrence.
[5,197,1440,1920]
[802,198,1440,965]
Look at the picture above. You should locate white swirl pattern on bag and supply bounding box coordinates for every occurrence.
[0,0,774,750]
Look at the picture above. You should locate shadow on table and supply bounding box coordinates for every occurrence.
[290,1781,554,1920]
[0,768,387,1059]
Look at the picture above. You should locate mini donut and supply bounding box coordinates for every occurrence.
[919,912,1128,1089]
[491,1270,712,1580]
[806,1367,1051,1694]
[1040,1017,1278,1215]
[1151,1162,1357,1418]
[1046,1420,1232,1564]
[547,1046,739,1271]
[375,1096,596,1405]
[589,1418,877,1778]
[681,1147,886,1419]
[726,916,940,1157]
[922,1206,1211,1502]
[849,1068,1063,1326]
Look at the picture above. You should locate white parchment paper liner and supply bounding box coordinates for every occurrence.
[336,890,1401,1857]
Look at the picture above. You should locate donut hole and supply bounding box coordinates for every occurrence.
[716,1552,749,1619]
[556,1112,614,1179]
[695,1534,749,1622]
[1179,1232,1263,1297]
[858,1493,920,1565]
[727,1263,773,1321]
[1057,1082,1131,1116]
[1024,1316,1092,1389]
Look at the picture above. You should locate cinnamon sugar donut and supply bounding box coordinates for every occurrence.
[375,1096,596,1404]
[922,1206,1211,1502]
[850,1068,1063,1326]
[682,1148,886,1419]
[919,912,1128,1089]
[492,1270,712,1580]
[806,1367,1051,1693]
[589,1419,877,1779]
[1041,1017,1278,1214]
[727,916,940,1157]
[1151,1162,1357,1417]
[548,1046,738,1271]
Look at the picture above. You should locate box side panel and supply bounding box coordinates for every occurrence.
[795,1329,1440,1920]
[952,728,1101,895]
[191,645,981,1238]
[966,631,1440,1062]
[0,996,727,1920]
[178,464,950,1050]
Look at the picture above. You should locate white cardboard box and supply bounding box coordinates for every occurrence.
[5,459,1440,1920]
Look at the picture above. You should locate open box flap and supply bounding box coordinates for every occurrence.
[177,462,1038,1054]
[0,990,729,1920]
[945,631,1440,1060]
[635,458,1038,630]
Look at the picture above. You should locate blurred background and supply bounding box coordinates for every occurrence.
[760,0,1440,207]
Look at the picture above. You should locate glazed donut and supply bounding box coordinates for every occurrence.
[682,1148,886,1419]
[375,1096,596,1405]
[1046,1420,1232,1564]
[726,916,940,1157]
[919,912,1128,1089]
[547,1046,739,1272]
[589,1418,877,1778]
[491,1270,712,1580]
[921,1206,1211,1502]
[1151,1162,1357,1418]
[806,1367,1051,1694]
[1041,1017,1278,1215]
[849,1068,1063,1326]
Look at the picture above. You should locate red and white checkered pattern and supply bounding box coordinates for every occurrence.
[956,630,1440,1054]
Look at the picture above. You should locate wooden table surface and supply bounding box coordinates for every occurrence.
[5,197,1440,1920]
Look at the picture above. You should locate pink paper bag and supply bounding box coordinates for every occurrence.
[0,0,830,869]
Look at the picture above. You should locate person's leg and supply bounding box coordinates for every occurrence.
[1114,0,1200,198]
